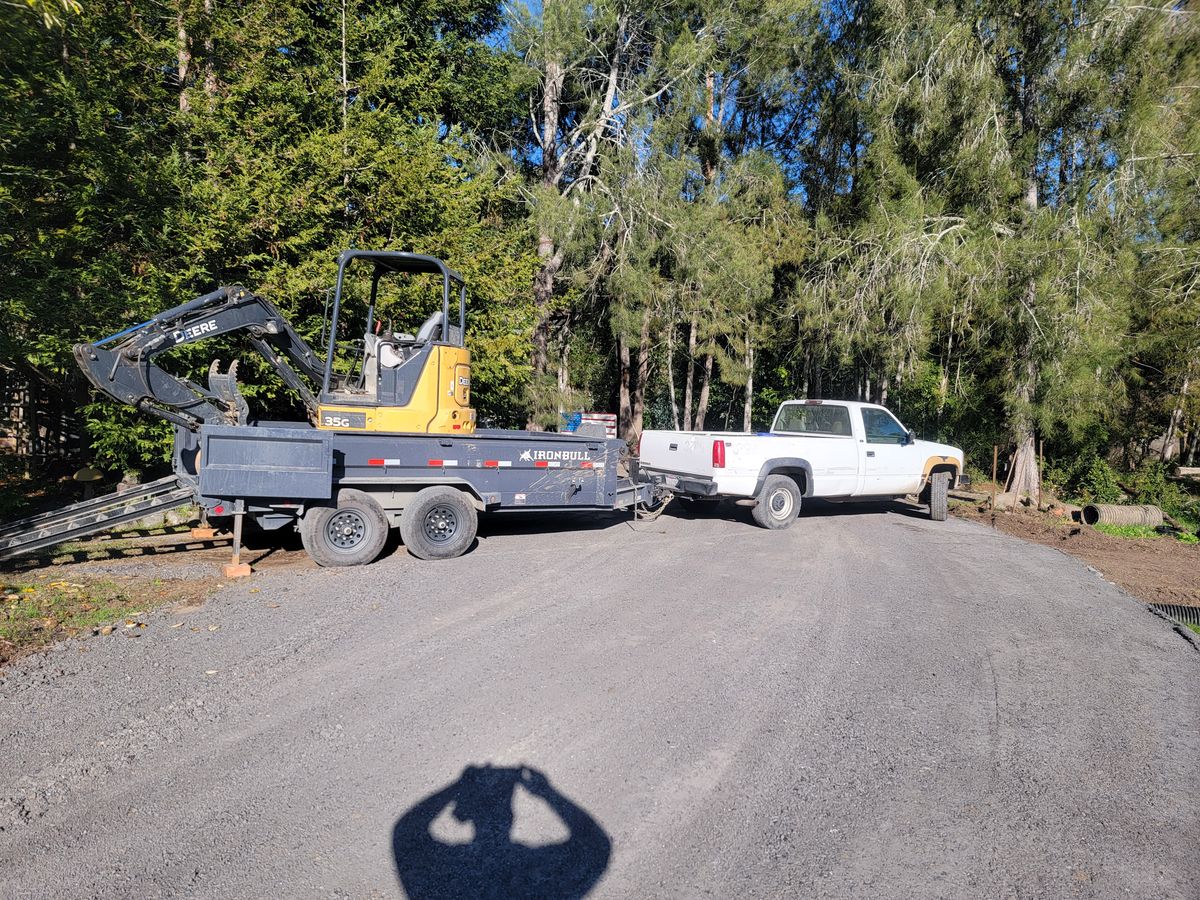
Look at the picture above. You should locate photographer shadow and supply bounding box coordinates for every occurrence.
[392,764,611,900]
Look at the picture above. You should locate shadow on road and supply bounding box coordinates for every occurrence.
[671,495,932,524]
[392,764,611,900]
[798,496,932,521]
[477,511,626,539]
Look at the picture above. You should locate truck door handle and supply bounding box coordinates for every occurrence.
[866,451,875,457]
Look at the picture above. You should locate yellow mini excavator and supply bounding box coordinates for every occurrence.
[74,250,477,435]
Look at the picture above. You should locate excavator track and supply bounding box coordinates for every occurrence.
[0,476,196,563]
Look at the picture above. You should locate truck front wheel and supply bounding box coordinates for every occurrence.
[400,486,478,560]
[752,475,801,530]
[300,489,390,567]
[928,471,949,522]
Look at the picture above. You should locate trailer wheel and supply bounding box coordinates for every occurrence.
[752,474,801,530]
[300,489,389,567]
[928,471,949,522]
[400,486,478,560]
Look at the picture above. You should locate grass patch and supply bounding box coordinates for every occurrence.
[1093,523,1161,539]
[1,575,214,666]
[1188,623,1200,637]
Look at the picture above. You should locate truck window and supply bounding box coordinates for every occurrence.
[774,404,853,436]
[862,409,909,444]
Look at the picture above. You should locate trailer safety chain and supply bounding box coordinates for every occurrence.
[629,489,673,532]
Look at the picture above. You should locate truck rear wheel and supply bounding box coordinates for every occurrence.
[929,471,949,522]
[400,486,478,560]
[752,475,801,530]
[300,489,390,567]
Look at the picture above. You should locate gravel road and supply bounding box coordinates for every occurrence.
[1,500,1197,899]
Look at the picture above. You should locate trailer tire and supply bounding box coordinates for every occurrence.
[752,474,801,530]
[929,471,949,522]
[400,486,478,560]
[300,489,389,567]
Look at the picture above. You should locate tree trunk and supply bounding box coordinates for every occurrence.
[203,0,216,103]
[1008,346,1041,500]
[177,6,191,113]
[617,334,632,439]
[701,71,717,184]
[1161,370,1191,462]
[556,321,571,417]
[682,315,697,430]
[528,57,566,429]
[742,341,754,431]
[665,324,680,430]
[695,354,713,430]
[629,309,652,441]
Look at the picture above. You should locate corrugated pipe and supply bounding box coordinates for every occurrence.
[1081,503,1163,527]
[1151,603,1200,627]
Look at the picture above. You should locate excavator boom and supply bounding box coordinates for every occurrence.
[74,286,324,431]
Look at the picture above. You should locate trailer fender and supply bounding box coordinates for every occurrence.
[752,458,814,498]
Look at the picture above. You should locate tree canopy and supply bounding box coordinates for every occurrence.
[1,0,1197,489]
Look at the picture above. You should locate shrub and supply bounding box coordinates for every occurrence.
[1128,460,1190,516]
[1076,457,1123,504]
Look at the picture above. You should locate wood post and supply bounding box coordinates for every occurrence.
[223,509,252,578]
[990,445,999,527]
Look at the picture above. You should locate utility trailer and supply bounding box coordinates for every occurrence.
[179,423,653,565]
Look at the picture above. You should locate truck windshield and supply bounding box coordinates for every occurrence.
[773,404,852,436]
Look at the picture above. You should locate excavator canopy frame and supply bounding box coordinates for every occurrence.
[320,251,467,398]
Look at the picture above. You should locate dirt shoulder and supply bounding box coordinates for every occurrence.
[0,525,314,667]
[953,503,1200,607]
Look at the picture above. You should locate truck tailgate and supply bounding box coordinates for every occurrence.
[639,430,714,478]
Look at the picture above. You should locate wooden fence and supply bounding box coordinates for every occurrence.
[0,369,85,469]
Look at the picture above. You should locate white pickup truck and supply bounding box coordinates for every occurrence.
[639,399,963,528]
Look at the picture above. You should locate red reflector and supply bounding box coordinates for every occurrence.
[427,459,443,466]
[368,458,385,466]
[535,461,549,468]
[213,505,224,515]
[452,424,461,430]
[484,460,499,467]
[712,440,726,468]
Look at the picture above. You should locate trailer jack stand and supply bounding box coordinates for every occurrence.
[222,512,252,579]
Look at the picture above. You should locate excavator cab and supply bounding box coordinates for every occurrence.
[317,251,475,435]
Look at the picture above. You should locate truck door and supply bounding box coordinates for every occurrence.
[859,408,922,495]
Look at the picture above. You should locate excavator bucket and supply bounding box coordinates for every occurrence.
[208,360,249,426]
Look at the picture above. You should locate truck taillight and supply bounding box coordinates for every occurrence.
[712,439,725,468]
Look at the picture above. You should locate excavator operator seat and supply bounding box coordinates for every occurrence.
[415,310,444,344]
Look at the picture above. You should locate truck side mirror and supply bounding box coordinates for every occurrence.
[906,430,916,445]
